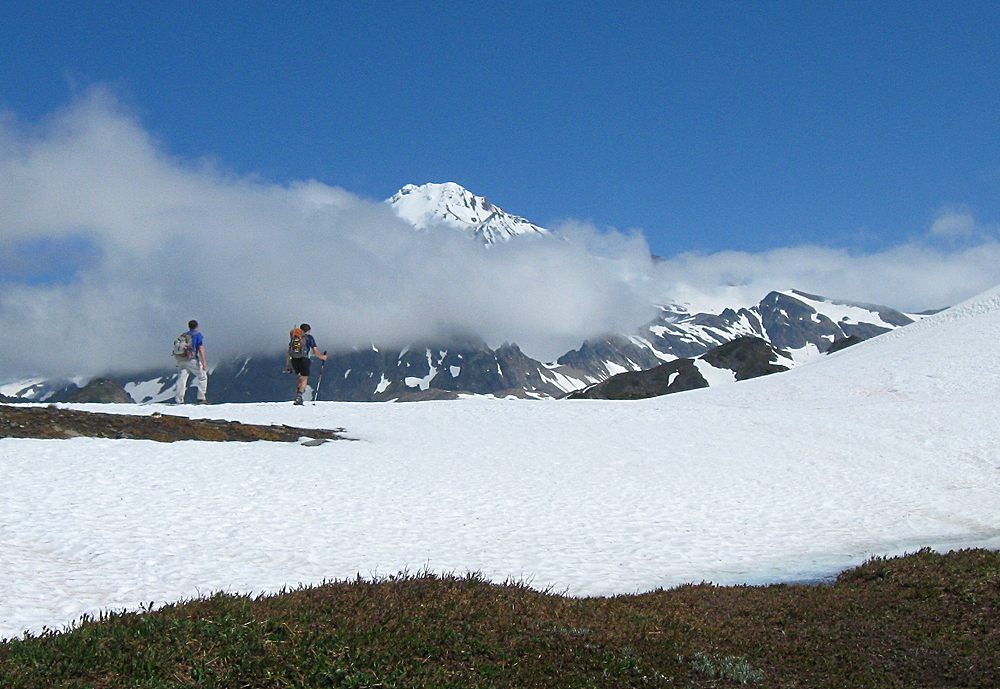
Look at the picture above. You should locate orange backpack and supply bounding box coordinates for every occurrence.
[288,328,309,359]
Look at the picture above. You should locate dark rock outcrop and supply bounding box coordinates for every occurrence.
[826,334,864,354]
[567,336,789,400]
[63,378,135,404]
[567,359,707,400]
[700,337,790,380]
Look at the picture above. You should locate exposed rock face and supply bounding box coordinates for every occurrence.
[205,340,583,403]
[63,378,135,404]
[826,334,864,354]
[759,290,913,350]
[700,337,790,381]
[556,334,666,372]
[758,291,843,351]
[567,358,707,400]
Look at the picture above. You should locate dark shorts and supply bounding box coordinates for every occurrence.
[290,357,311,377]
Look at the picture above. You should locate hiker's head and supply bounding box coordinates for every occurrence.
[188,320,198,330]
[300,323,311,333]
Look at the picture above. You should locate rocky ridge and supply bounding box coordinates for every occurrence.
[0,404,347,443]
[4,289,922,404]
[568,336,793,400]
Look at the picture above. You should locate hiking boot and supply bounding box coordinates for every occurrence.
[294,394,303,406]
[197,399,209,405]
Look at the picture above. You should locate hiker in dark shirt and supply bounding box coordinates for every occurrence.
[285,323,327,405]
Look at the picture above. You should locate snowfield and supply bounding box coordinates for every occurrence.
[2,286,1000,638]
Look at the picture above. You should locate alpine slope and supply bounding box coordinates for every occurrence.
[1,285,998,638]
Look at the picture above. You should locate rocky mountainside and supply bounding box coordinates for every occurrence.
[567,336,793,400]
[7,289,920,404]
[556,288,917,383]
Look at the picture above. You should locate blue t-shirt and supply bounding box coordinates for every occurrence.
[303,333,317,353]
[188,330,204,361]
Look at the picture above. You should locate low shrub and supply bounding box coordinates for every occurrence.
[1,549,998,687]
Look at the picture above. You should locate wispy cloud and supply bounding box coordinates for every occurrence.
[930,205,978,238]
[647,239,1000,316]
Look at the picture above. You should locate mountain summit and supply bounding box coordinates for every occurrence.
[387,182,550,244]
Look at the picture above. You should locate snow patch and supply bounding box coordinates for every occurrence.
[0,378,45,397]
[604,361,628,376]
[123,378,175,404]
[388,182,550,245]
[693,359,737,387]
[404,366,438,390]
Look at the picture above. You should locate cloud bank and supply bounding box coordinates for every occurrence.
[1,89,998,381]
[0,89,657,379]
[648,234,1000,317]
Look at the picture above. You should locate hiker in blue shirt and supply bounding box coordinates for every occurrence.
[173,319,208,404]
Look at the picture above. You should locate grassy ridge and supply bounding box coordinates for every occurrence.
[2,548,998,687]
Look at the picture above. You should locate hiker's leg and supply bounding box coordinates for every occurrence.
[174,364,190,403]
[195,365,208,402]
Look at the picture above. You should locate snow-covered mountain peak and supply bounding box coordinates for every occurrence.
[387,182,550,244]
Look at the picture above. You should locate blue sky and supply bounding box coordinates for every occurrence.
[2,2,1000,378]
[3,1,997,256]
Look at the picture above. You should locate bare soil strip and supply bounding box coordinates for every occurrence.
[0,404,346,443]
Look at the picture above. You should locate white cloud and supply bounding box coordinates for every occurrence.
[648,240,1000,316]
[930,205,977,238]
[0,89,656,379]
[1,88,999,382]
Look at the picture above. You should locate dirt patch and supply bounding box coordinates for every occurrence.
[0,404,347,443]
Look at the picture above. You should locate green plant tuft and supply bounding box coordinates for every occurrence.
[690,652,765,684]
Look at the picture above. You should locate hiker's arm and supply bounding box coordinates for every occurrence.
[198,345,207,369]
[312,347,327,360]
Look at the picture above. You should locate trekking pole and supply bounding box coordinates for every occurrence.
[313,351,327,404]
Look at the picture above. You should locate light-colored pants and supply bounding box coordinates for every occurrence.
[174,358,208,403]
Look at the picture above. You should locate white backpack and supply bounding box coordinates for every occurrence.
[172,332,194,359]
